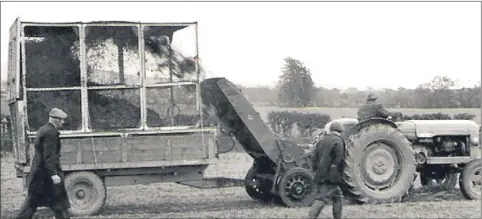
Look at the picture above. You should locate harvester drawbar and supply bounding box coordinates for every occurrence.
[200,77,317,207]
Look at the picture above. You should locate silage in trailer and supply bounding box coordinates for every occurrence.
[24,24,200,131]
[25,26,83,131]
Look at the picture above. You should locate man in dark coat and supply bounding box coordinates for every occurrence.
[308,121,346,219]
[357,93,392,121]
[14,108,71,219]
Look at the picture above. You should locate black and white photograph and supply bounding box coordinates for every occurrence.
[0,1,481,218]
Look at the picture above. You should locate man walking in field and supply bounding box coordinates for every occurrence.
[357,93,393,121]
[14,108,71,219]
[308,121,346,219]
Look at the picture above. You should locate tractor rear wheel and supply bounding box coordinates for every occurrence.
[343,124,416,204]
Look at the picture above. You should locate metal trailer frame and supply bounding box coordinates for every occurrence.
[7,18,245,216]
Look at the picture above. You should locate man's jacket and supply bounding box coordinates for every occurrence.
[311,133,346,185]
[26,122,70,210]
[357,100,390,121]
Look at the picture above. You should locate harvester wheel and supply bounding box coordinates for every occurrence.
[245,186,273,202]
[459,159,482,200]
[343,123,416,204]
[244,167,273,202]
[65,171,106,216]
[277,167,316,207]
[420,171,458,189]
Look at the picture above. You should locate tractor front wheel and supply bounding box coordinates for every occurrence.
[459,159,482,200]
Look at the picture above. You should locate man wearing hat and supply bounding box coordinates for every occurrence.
[14,108,71,219]
[357,93,393,121]
[308,121,346,219]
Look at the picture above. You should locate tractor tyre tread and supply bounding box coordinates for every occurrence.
[343,124,416,204]
[459,159,482,200]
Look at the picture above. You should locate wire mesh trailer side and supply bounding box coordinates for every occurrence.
[8,18,218,170]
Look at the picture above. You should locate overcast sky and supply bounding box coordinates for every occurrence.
[1,2,481,90]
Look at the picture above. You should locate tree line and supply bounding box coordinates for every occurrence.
[239,57,481,108]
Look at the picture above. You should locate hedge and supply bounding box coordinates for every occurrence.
[267,111,477,138]
[267,111,331,138]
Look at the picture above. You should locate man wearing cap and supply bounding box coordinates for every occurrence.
[14,108,71,219]
[308,121,346,219]
[357,93,393,121]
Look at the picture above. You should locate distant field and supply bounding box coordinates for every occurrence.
[1,94,480,124]
[253,106,482,124]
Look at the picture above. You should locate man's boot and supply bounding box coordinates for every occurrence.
[13,197,37,219]
[53,209,70,219]
[332,197,343,219]
[308,200,326,219]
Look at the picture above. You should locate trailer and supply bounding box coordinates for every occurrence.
[7,18,317,216]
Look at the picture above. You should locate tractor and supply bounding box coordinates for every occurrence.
[314,116,481,203]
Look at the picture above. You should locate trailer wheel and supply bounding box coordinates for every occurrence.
[277,167,316,207]
[65,171,106,216]
[244,166,273,202]
[459,159,482,200]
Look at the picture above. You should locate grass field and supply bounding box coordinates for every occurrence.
[253,106,482,124]
[1,153,480,219]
